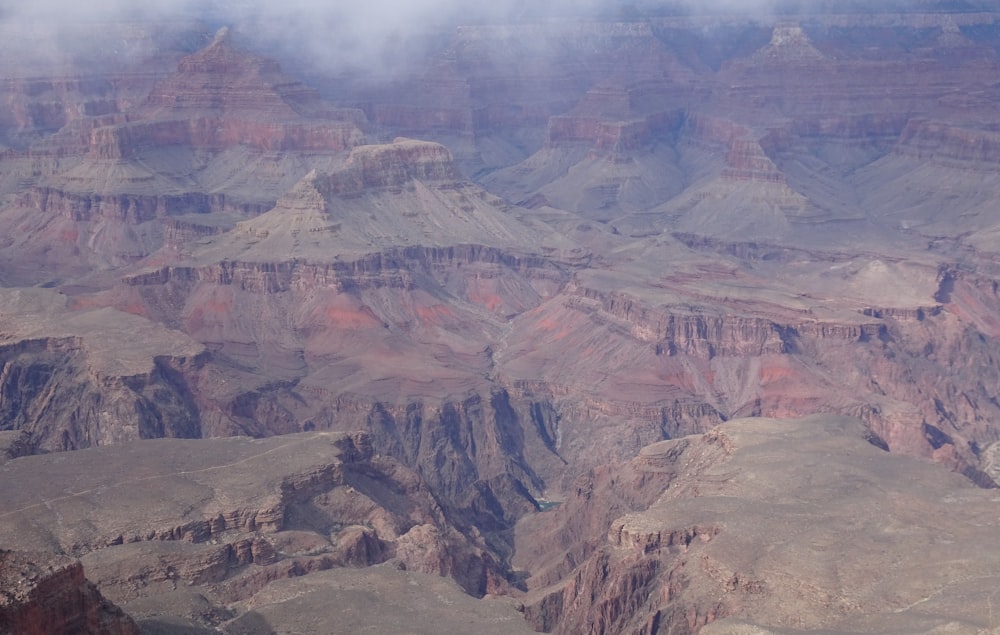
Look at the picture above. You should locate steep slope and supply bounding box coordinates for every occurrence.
[0,550,139,635]
[0,28,366,286]
[0,287,206,452]
[100,138,586,554]
[0,432,523,631]
[517,415,1000,634]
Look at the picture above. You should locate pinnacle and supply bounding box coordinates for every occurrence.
[753,22,825,63]
[213,26,231,45]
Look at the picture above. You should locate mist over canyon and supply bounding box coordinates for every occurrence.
[4,2,1000,634]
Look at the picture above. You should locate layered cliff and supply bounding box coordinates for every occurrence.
[0,288,205,452]
[141,27,332,120]
[77,29,367,166]
[0,28,369,285]
[894,120,1000,166]
[518,416,1000,634]
[0,431,512,627]
[0,551,139,635]
[6,9,1000,634]
[0,18,205,147]
[84,116,363,159]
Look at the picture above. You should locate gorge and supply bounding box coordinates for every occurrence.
[5,3,1000,634]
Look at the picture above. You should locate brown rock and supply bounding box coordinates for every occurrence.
[0,550,138,635]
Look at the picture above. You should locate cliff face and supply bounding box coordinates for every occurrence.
[319,138,462,194]
[518,416,1000,634]
[895,119,1000,166]
[0,551,139,635]
[130,29,369,158]
[544,79,684,156]
[0,338,204,451]
[141,28,344,121]
[16,186,228,223]
[86,117,363,159]
[0,288,206,452]
[0,28,369,285]
[573,288,794,357]
[0,431,509,624]
[486,244,1000,491]
[118,248,562,535]
[84,30,367,159]
[0,77,125,143]
[0,18,201,149]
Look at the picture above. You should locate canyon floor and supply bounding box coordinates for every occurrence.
[5,3,1000,634]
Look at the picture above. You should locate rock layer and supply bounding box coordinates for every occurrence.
[0,550,138,635]
[4,8,1000,634]
[518,415,1000,634]
[0,431,512,629]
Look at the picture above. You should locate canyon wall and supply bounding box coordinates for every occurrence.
[0,551,139,635]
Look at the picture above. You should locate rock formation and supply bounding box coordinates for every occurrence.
[517,415,1000,634]
[4,6,1000,634]
[0,27,366,286]
[0,288,205,452]
[0,550,139,635]
[0,432,520,631]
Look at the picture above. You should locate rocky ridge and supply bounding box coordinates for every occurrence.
[0,431,522,631]
[518,415,1000,634]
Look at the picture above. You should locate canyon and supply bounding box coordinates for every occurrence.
[4,3,1000,633]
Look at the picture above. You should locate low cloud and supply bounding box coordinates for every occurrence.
[0,0,978,77]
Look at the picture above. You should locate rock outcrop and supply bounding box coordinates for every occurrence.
[0,288,205,452]
[518,416,1000,634]
[0,431,512,627]
[0,550,139,635]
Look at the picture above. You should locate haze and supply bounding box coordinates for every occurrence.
[2,0,992,75]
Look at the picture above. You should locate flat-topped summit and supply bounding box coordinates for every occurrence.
[185,137,565,261]
[325,137,463,194]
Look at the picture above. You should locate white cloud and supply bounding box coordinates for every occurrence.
[0,0,972,77]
